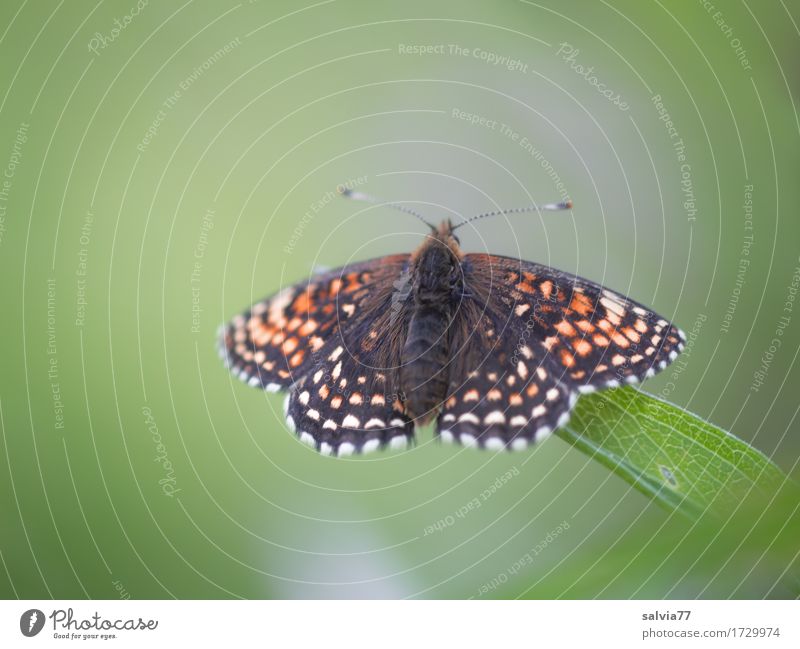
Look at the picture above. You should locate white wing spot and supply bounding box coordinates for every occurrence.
[362,439,381,454]
[342,414,360,428]
[460,433,478,448]
[484,411,505,425]
[389,435,408,450]
[338,442,355,457]
[510,438,528,451]
[484,437,505,451]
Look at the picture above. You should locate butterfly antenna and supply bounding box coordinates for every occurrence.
[338,186,436,231]
[452,199,573,231]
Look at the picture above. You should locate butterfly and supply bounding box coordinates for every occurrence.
[218,189,685,456]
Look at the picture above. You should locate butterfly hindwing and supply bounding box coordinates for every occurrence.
[437,336,575,450]
[285,350,414,456]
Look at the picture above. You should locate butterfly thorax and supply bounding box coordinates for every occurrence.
[400,221,464,424]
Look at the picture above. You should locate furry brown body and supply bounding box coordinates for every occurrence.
[400,220,464,424]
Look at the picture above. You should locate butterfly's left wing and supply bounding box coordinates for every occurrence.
[436,253,685,449]
[219,254,417,456]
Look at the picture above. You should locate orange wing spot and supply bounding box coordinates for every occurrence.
[272,331,286,346]
[309,336,324,351]
[515,282,535,294]
[487,389,502,401]
[343,273,363,293]
[464,389,479,402]
[298,319,318,336]
[576,319,595,333]
[611,332,630,348]
[329,279,342,295]
[348,392,363,405]
[445,396,457,409]
[570,292,594,316]
[282,337,298,354]
[318,385,330,400]
[331,396,343,409]
[509,393,523,406]
[262,360,275,371]
[286,317,302,332]
[597,319,614,333]
[622,327,641,343]
[291,289,313,315]
[290,350,305,367]
[507,271,520,283]
[573,339,592,356]
[611,354,626,366]
[634,318,648,333]
[543,336,558,351]
[571,370,586,380]
[606,311,622,326]
[593,334,610,346]
[321,304,335,315]
[526,383,539,398]
[251,324,274,346]
[560,350,576,368]
[596,364,607,372]
[392,399,404,413]
[540,280,553,299]
[277,369,291,379]
[555,320,576,337]
[522,271,536,282]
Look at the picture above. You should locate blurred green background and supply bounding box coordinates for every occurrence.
[1,0,798,599]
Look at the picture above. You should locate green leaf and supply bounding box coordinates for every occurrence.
[556,387,792,519]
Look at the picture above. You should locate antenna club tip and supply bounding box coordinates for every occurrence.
[564,199,573,209]
[337,185,352,197]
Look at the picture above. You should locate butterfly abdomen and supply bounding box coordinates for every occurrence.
[401,304,452,423]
